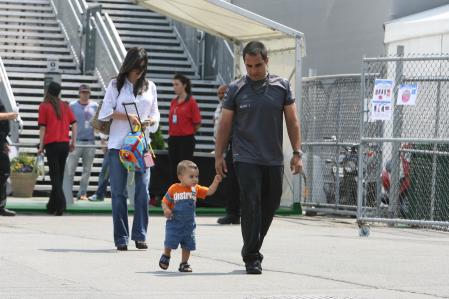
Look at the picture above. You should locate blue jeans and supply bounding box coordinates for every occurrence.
[109,149,151,247]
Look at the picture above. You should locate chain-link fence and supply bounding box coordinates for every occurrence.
[300,74,362,216]
[357,51,449,232]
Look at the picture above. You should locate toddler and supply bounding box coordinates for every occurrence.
[159,160,221,272]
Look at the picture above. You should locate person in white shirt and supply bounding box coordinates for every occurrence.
[98,47,160,251]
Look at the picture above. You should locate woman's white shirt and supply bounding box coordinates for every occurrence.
[98,78,160,149]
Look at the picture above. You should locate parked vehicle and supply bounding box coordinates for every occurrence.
[381,149,411,217]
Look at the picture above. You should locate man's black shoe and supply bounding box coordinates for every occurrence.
[245,260,262,274]
[217,214,240,224]
[135,241,148,250]
[0,208,16,216]
[116,245,128,251]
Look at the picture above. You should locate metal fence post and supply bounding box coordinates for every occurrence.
[357,60,366,219]
[430,81,441,220]
[390,45,404,220]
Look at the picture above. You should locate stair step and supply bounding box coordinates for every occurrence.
[0,0,49,5]
[106,10,166,19]
[0,52,73,61]
[0,45,71,54]
[0,10,55,18]
[121,36,179,45]
[6,67,80,74]
[0,30,64,39]
[0,17,58,25]
[128,44,184,53]
[94,2,148,11]
[3,59,76,68]
[114,23,172,33]
[7,72,98,81]
[112,16,170,25]
[0,37,67,46]
[0,24,60,32]
[117,29,176,39]
[0,3,53,12]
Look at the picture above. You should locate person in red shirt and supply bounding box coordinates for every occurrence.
[168,73,201,183]
[37,82,77,216]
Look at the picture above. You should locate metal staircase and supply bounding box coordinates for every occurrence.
[0,0,104,195]
[88,0,220,152]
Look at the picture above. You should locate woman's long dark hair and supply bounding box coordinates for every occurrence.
[116,47,149,96]
[174,73,192,95]
[44,94,61,119]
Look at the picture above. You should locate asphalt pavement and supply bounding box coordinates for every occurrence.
[1,212,449,299]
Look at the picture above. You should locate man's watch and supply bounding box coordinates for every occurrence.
[293,149,303,158]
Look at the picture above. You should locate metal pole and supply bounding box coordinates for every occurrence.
[292,36,303,210]
[233,42,241,80]
[335,80,342,207]
[307,67,316,205]
[430,81,441,220]
[390,45,404,220]
[357,58,366,219]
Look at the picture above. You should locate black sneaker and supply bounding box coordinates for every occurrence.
[245,260,262,274]
[217,214,240,224]
[0,208,16,216]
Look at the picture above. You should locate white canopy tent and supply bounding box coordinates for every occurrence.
[137,0,306,209]
[384,4,449,54]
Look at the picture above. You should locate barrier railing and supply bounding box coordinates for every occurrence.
[0,56,22,143]
[52,0,126,85]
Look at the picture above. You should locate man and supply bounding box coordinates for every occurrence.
[0,100,19,216]
[63,84,98,202]
[214,84,241,225]
[215,41,303,274]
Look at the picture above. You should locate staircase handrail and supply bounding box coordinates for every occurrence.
[51,0,82,70]
[0,56,22,142]
[104,13,127,62]
[91,11,126,89]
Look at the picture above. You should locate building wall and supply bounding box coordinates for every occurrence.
[231,0,449,76]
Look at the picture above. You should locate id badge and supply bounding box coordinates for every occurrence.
[172,114,177,124]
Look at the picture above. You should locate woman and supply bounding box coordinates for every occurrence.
[37,82,77,216]
[98,47,160,251]
[168,73,201,182]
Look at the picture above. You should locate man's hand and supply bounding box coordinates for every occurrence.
[215,156,228,178]
[290,154,303,175]
[69,142,76,152]
[3,144,9,154]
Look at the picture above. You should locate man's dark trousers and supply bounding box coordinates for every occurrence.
[235,162,283,263]
[0,151,10,210]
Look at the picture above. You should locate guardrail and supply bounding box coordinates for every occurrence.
[51,0,126,87]
[51,0,83,70]
[0,56,22,143]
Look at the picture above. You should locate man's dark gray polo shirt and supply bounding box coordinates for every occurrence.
[223,74,295,166]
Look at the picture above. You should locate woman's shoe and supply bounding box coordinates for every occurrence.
[135,241,148,249]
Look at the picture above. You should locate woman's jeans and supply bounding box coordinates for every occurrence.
[109,149,151,247]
